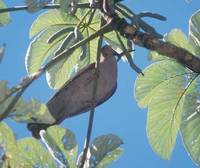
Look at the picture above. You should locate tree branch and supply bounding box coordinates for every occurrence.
[107,15,200,73]
[0,3,90,13]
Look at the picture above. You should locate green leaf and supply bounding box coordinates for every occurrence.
[135,60,186,159]
[0,81,55,123]
[46,31,83,89]
[29,9,78,38]
[0,122,24,167]
[149,29,196,61]
[104,31,129,57]
[165,29,196,54]
[0,0,11,26]
[26,25,68,75]
[0,81,14,114]
[189,9,200,55]
[180,76,200,166]
[135,60,185,107]
[45,126,78,167]
[10,98,56,124]
[89,134,123,167]
[17,137,56,167]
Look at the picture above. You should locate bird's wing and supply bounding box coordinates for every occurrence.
[47,63,96,103]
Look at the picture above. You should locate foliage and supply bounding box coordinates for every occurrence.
[135,10,200,165]
[0,122,123,167]
[0,0,200,168]
[0,0,11,26]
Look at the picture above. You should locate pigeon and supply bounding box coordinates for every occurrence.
[27,45,118,138]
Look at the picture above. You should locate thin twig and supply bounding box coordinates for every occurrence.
[80,19,104,168]
[0,3,91,13]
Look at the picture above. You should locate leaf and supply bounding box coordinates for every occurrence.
[0,81,14,114]
[189,9,200,55]
[10,98,56,124]
[17,137,56,167]
[0,0,11,26]
[29,9,78,38]
[45,126,78,167]
[26,25,69,75]
[135,60,186,159]
[0,122,21,167]
[46,31,83,89]
[104,31,129,57]
[149,29,196,61]
[180,76,200,166]
[89,134,123,167]
[0,81,55,124]
[135,61,185,107]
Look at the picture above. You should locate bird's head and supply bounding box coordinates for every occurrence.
[101,45,119,58]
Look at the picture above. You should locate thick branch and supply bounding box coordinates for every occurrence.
[110,16,200,73]
[0,3,90,13]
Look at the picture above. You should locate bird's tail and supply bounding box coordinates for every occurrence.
[27,123,53,139]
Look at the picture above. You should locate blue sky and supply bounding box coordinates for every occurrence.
[0,0,200,168]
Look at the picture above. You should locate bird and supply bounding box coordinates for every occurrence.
[27,45,118,138]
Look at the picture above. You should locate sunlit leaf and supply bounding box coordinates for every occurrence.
[135,61,185,107]
[104,31,129,54]
[17,137,56,167]
[89,134,123,167]
[29,9,78,38]
[45,126,78,167]
[135,60,186,159]
[189,9,200,55]
[26,25,69,75]
[0,0,11,26]
[180,76,200,166]
[0,81,55,123]
[46,31,83,89]
[10,98,56,124]
[0,122,21,167]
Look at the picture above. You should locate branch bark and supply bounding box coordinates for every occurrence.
[109,16,200,73]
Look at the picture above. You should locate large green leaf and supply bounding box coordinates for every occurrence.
[0,0,11,26]
[189,10,200,55]
[46,31,83,89]
[149,29,196,61]
[29,9,78,38]
[180,76,200,166]
[45,126,78,167]
[135,60,186,159]
[17,138,56,168]
[26,25,68,75]
[0,122,23,168]
[84,134,123,168]
[134,61,185,108]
